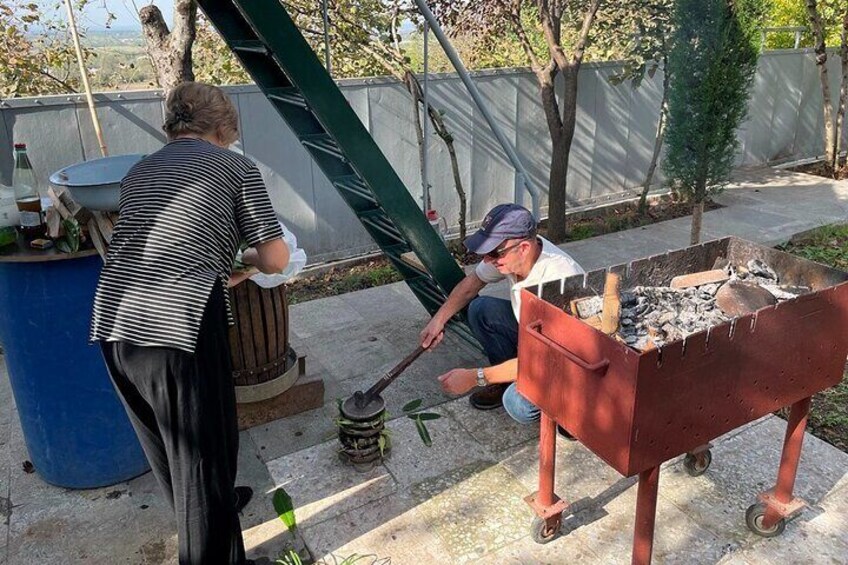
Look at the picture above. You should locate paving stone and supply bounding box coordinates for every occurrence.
[474,534,601,564]
[236,432,278,529]
[289,295,366,339]
[340,283,429,324]
[301,490,451,564]
[410,461,535,563]
[567,481,740,565]
[721,479,848,565]
[500,437,625,498]
[294,327,400,384]
[249,402,341,463]
[7,429,175,565]
[265,440,396,528]
[658,416,848,548]
[440,397,538,457]
[381,406,496,486]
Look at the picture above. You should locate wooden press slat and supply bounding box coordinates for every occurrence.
[248,281,268,385]
[236,282,257,382]
[228,286,246,373]
[261,286,278,363]
[274,284,289,356]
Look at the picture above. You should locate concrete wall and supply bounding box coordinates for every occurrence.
[1,50,845,264]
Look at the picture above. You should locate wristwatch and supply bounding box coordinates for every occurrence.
[475,367,487,388]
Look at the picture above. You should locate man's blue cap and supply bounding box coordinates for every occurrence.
[463,203,536,254]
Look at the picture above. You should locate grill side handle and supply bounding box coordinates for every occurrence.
[526,320,610,374]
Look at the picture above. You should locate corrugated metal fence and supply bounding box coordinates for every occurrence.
[1,50,845,264]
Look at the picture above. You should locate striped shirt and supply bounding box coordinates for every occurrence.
[90,137,283,353]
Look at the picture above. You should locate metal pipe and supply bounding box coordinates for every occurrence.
[423,21,430,211]
[322,0,331,74]
[413,0,540,218]
[537,413,557,507]
[762,396,810,528]
[632,465,660,565]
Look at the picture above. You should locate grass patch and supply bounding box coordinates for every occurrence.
[778,223,848,452]
[778,223,848,271]
[287,260,402,305]
[540,196,721,244]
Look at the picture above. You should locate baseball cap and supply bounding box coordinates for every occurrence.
[463,203,537,255]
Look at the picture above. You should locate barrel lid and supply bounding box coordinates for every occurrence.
[49,154,146,188]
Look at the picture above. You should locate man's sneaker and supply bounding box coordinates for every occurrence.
[235,486,253,513]
[469,383,509,410]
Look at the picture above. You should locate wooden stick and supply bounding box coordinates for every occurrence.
[601,272,621,335]
[93,212,114,245]
[47,187,73,220]
[87,218,107,260]
[64,0,108,157]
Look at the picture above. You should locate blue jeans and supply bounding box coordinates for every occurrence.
[467,296,540,425]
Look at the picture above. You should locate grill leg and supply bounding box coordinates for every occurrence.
[761,396,811,529]
[631,465,660,565]
[538,412,557,507]
[524,412,567,543]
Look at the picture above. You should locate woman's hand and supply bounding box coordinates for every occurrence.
[228,266,259,288]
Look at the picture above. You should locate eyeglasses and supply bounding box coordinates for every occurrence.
[484,238,530,260]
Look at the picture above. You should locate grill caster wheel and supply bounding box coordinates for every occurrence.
[531,516,561,544]
[745,503,786,538]
[683,450,712,477]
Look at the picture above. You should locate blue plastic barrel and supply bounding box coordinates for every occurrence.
[0,247,149,488]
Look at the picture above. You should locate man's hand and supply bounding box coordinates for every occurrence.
[420,317,446,349]
[438,368,477,396]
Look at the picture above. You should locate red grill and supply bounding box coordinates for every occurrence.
[516,237,848,564]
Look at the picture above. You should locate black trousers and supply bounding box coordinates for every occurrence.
[100,285,246,565]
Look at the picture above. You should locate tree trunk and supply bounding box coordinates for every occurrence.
[837,11,848,171]
[547,64,580,243]
[690,199,704,245]
[139,1,197,94]
[639,62,671,215]
[405,71,468,241]
[405,73,429,210]
[442,133,467,241]
[806,0,837,170]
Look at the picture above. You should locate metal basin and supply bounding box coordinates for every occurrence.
[49,154,145,212]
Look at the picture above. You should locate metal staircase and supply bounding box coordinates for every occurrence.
[197,0,475,342]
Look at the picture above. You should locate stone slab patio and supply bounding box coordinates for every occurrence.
[0,167,847,564]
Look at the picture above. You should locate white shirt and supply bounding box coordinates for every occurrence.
[475,236,585,320]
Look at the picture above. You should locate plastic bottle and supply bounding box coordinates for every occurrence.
[426,209,448,242]
[0,184,18,247]
[12,143,45,240]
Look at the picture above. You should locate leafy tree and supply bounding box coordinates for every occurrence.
[0,1,90,97]
[765,0,842,49]
[607,1,674,214]
[431,1,604,243]
[192,13,249,86]
[663,0,767,244]
[803,1,848,173]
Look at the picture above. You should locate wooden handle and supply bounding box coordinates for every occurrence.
[601,272,620,335]
[359,345,427,406]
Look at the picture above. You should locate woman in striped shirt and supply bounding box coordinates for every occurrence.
[91,82,288,565]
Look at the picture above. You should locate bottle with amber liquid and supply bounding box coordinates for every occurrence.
[12,143,45,240]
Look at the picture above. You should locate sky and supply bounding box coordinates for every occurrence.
[49,0,175,32]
